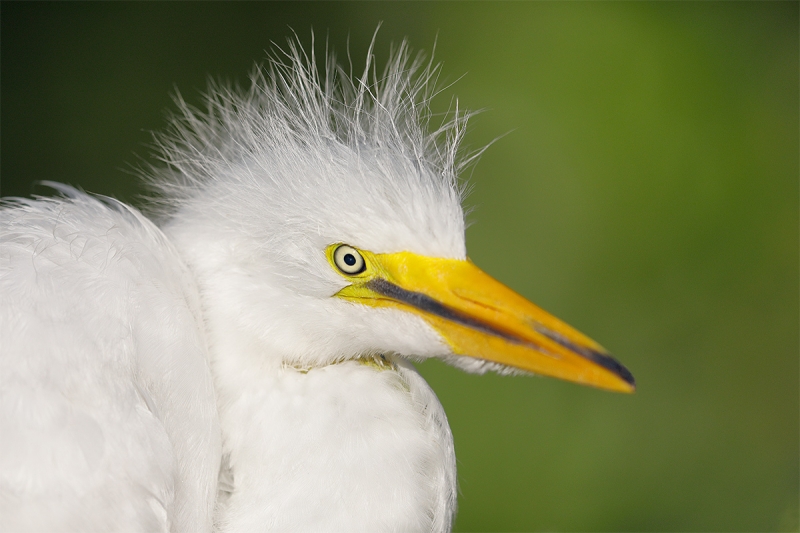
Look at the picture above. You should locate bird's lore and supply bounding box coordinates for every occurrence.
[0,36,633,532]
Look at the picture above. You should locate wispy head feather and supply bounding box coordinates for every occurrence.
[145,34,473,264]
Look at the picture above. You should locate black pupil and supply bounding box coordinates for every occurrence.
[344,253,356,266]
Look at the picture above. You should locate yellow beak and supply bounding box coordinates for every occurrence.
[332,249,635,393]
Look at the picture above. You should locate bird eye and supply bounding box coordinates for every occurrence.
[333,245,366,275]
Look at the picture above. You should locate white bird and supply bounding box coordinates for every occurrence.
[0,38,634,533]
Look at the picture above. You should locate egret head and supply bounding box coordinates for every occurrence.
[150,39,634,393]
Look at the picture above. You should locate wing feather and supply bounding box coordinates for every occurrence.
[0,187,220,532]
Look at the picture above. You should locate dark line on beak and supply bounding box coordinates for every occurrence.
[366,278,519,343]
[535,327,636,388]
[366,277,635,388]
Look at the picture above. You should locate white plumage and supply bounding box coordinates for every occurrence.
[1,189,220,531]
[0,37,633,532]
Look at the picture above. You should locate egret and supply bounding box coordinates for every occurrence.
[0,38,634,532]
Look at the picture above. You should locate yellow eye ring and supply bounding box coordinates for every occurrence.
[332,245,366,275]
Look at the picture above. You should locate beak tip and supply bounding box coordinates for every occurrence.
[601,352,636,393]
[612,362,636,393]
[538,327,636,393]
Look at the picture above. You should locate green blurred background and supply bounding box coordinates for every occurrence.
[2,2,797,531]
